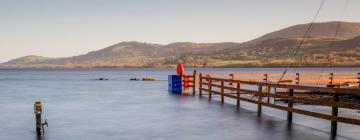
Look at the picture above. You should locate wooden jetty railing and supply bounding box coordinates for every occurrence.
[183,70,197,95]
[183,70,360,136]
[199,72,360,86]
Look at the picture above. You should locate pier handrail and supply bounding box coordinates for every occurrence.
[203,76,360,95]
[193,71,360,87]
[195,72,360,136]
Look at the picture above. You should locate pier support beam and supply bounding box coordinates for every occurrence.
[287,89,294,124]
[257,84,262,116]
[331,93,339,137]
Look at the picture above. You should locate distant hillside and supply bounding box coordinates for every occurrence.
[4,55,52,65]
[1,21,360,68]
[1,41,245,68]
[249,21,360,44]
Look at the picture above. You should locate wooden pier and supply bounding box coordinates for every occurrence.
[183,70,360,136]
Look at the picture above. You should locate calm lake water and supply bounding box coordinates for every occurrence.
[0,68,359,140]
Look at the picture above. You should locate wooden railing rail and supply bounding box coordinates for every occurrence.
[195,73,360,137]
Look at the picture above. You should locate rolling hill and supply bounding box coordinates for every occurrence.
[1,21,360,68]
[248,21,360,43]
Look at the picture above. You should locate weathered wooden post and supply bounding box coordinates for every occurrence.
[257,83,262,116]
[357,72,360,88]
[193,70,197,95]
[199,73,203,96]
[221,81,224,103]
[231,74,235,93]
[295,73,300,86]
[331,93,339,137]
[34,101,48,136]
[264,74,270,103]
[287,89,294,124]
[34,101,42,136]
[329,73,334,87]
[209,77,212,100]
[236,82,240,108]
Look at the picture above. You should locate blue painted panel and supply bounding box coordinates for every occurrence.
[168,75,182,94]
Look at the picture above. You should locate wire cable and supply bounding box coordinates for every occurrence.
[278,0,327,83]
[315,0,349,86]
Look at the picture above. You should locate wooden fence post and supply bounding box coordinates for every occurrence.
[358,72,360,88]
[199,73,203,96]
[193,70,197,95]
[237,82,240,108]
[221,81,224,103]
[257,83,262,116]
[209,78,212,100]
[296,73,300,86]
[264,74,270,103]
[331,93,339,137]
[231,74,235,93]
[329,73,334,87]
[288,89,294,124]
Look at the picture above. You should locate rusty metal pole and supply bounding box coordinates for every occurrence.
[34,101,42,136]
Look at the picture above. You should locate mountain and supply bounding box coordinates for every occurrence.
[1,41,245,68]
[249,21,360,44]
[1,21,360,68]
[4,55,51,65]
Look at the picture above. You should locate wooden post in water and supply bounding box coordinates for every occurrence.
[257,84,262,116]
[193,70,197,96]
[331,93,339,137]
[199,73,203,96]
[236,82,240,108]
[34,101,42,136]
[287,89,294,124]
[209,78,212,100]
[221,81,224,103]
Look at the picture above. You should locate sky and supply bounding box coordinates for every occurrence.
[0,0,359,62]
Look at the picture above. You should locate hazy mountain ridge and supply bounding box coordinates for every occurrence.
[2,21,360,68]
[249,21,360,44]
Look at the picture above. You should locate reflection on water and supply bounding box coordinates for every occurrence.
[0,68,359,140]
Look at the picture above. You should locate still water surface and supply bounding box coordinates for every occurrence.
[0,68,359,140]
